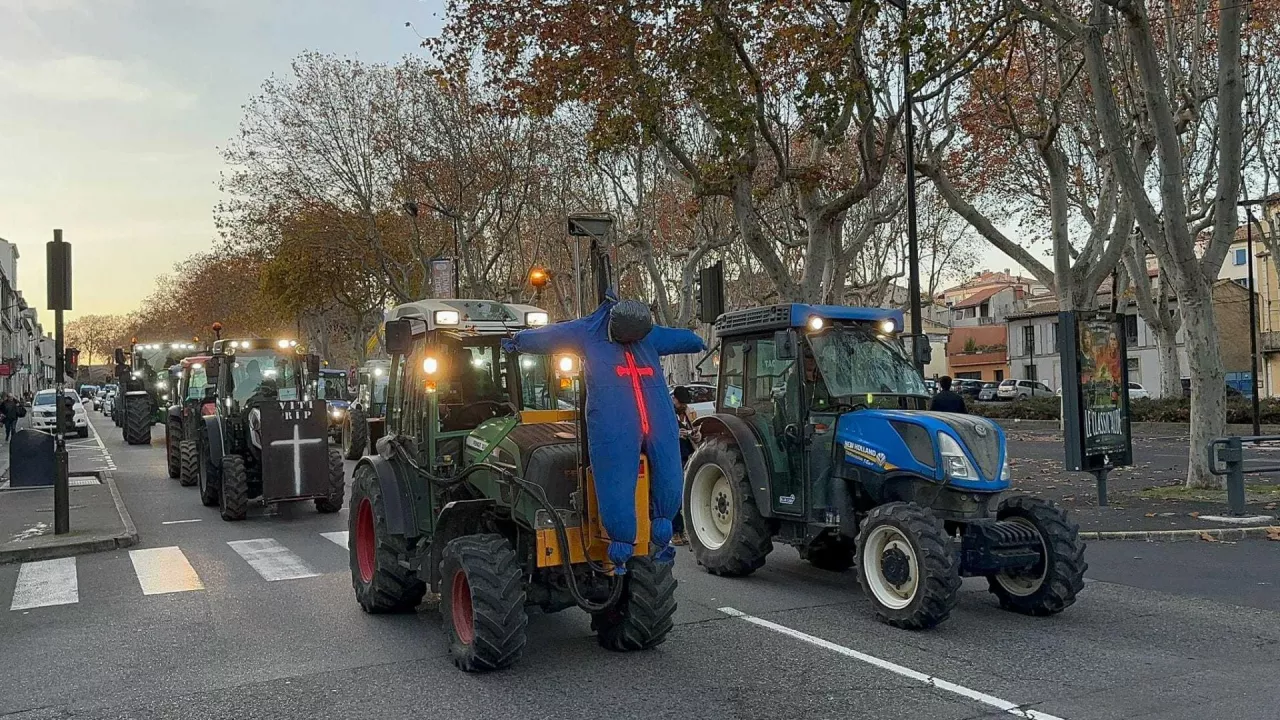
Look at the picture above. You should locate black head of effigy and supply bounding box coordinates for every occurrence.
[608,299,653,344]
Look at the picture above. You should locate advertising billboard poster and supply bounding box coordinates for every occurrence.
[1060,311,1133,472]
[430,258,458,299]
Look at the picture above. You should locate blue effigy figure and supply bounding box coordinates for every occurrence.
[503,294,705,569]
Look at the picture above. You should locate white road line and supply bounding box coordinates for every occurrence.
[10,558,79,611]
[130,547,205,595]
[84,416,116,470]
[161,519,202,525]
[718,608,1066,720]
[227,538,319,581]
[320,531,349,549]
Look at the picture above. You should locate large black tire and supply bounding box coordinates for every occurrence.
[197,436,221,506]
[343,406,368,460]
[178,439,199,487]
[122,394,151,445]
[219,455,248,521]
[112,400,122,427]
[165,418,182,479]
[592,556,678,651]
[803,534,855,572]
[683,438,773,577]
[856,502,960,630]
[440,534,528,672]
[315,447,345,513]
[349,463,427,613]
[986,496,1087,616]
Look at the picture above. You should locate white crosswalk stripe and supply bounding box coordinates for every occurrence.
[321,531,349,549]
[227,538,319,581]
[10,558,79,611]
[130,546,205,595]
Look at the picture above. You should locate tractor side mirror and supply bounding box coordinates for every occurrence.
[905,334,932,366]
[204,385,217,400]
[306,354,320,377]
[384,319,412,355]
[113,348,125,366]
[774,330,797,361]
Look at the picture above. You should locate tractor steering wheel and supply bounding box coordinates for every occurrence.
[833,402,864,414]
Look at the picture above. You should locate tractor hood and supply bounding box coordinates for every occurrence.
[834,409,1008,491]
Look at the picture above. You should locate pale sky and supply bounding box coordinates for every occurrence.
[0,0,443,321]
[0,0,1026,326]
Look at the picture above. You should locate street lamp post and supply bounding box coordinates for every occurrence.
[1240,200,1265,435]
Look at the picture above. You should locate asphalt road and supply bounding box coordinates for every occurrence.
[1,412,1278,720]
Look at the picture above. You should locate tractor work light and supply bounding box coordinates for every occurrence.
[556,355,577,375]
[807,316,825,332]
[373,367,384,377]
[278,340,290,349]
[879,319,897,334]
[131,372,141,380]
[155,381,167,390]
[423,357,439,374]
[520,357,534,369]
[525,311,549,327]
[471,357,486,368]
[434,310,460,326]
[192,363,203,369]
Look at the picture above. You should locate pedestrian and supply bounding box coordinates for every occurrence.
[930,375,967,414]
[670,386,700,546]
[0,392,19,441]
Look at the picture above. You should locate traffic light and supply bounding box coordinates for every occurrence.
[528,266,549,288]
[64,347,80,379]
[58,395,75,434]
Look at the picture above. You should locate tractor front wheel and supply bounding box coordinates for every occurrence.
[165,418,182,479]
[440,534,527,672]
[315,448,345,513]
[987,496,1087,616]
[343,407,368,460]
[348,463,426,613]
[219,455,248,521]
[856,502,960,630]
[178,439,199,487]
[122,394,151,445]
[683,439,773,577]
[592,556,677,651]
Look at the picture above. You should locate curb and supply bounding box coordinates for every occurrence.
[1080,525,1279,542]
[0,472,138,565]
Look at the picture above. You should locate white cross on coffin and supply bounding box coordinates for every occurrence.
[270,424,325,496]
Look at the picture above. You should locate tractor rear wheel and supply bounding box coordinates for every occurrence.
[122,394,151,445]
[856,502,960,630]
[349,463,426,613]
[315,448,345,513]
[343,407,368,460]
[178,439,199,487]
[440,534,527,672]
[592,556,677,651]
[683,439,773,577]
[987,496,1087,616]
[165,418,182,479]
[219,455,248,521]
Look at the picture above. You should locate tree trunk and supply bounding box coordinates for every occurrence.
[1179,290,1226,489]
[1153,321,1182,399]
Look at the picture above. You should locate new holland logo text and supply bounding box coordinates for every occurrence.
[844,441,893,469]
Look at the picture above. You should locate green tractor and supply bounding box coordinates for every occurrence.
[194,338,344,520]
[340,359,389,460]
[684,304,1086,629]
[164,355,214,485]
[111,340,202,445]
[347,299,676,673]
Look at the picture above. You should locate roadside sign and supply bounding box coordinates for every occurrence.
[430,258,458,299]
[1060,311,1133,472]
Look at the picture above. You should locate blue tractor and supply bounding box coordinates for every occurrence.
[684,304,1086,629]
[315,368,353,443]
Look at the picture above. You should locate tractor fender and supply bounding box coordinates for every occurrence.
[201,416,225,467]
[355,455,418,539]
[427,499,496,591]
[693,413,776,518]
[166,406,182,425]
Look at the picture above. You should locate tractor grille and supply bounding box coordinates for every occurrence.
[937,415,1001,480]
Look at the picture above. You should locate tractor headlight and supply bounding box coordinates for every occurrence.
[556,355,576,375]
[1000,457,1011,483]
[879,318,897,334]
[330,409,344,419]
[938,433,976,480]
[161,393,169,401]
[278,339,290,349]
[423,357,439,374]
[155,381,166,390]
[434,310,460,326]
[525,311,548,327]
[807,316,825,332]
[131,372,141,380]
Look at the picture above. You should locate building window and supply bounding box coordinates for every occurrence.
[1234,277,1251,289]
[995,369,1004,381]
[1023,325,1035,355]
[1025,364,1037,381]
[1124,314,1138,345]
[1050,322,1059,353]
[1234,248,1247,266]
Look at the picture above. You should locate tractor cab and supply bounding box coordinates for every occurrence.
[341,359,391,459]
[686,303,1084,630]
[315,367,353,442]
[113,340,203,444]
[164,355,215,483]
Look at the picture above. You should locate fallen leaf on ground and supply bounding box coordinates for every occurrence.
[1200,533,1218,542]
[1266,527,1280,541]
[1144,513,1156,517]
[1190,512,1200,518]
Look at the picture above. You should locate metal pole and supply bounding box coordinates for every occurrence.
[901,2,922,372]
[1225,435,1246,516]
[52,229,69,535]
[1094,466,1109,507]
[572,238,582,318]
[1247,209,1261,436]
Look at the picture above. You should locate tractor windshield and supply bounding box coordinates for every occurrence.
[514,354,579,410]
[227,349,300,403]
[133,344,186,377]
[317,374,348,401]
[808,324,928,398]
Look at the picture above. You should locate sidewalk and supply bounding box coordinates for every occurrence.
[0,416,138,564]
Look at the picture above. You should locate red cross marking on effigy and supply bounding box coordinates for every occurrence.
[615,350,655,435]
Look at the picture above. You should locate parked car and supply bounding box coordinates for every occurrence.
[977,382,1000,401]
[101,391,115,416]
[1180,377,1244,398]
[29,389,89,438]
[998,378,1055,400]
[673,382,717,418]
[1127,382,1150,400]
[78,384,99,400]
[955,379,985,399]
